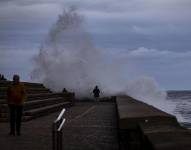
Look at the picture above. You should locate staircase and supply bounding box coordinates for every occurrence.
[0,81,73,122]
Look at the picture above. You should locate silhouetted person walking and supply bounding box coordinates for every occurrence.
[1,75,6,80]
[7,75,26,136]
[93,86,100,101]
[0,74,6,81]
[62,88,68,93]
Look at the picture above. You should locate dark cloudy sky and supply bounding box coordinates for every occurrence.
[0,0,191,90]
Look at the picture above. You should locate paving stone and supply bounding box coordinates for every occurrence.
[0,101,119,150]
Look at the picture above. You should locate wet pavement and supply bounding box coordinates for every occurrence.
[0,101,119,150]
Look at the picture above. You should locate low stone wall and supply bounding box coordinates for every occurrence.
[62,92,75,105]
[116,96,191,150]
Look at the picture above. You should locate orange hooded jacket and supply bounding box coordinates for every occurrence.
[7,83,26,105]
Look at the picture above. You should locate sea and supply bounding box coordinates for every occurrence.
[167,90,191,129]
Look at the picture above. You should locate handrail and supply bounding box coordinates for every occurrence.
[55,109,65,123]
[52,108,66,150]
[58,118,66,131]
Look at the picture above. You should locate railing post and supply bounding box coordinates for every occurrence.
[60,130,63,150]
[52,124,55,150]
[53,122,58,150]
[56,130,59,150]
[57,130,62,150]
[52,108,65,150]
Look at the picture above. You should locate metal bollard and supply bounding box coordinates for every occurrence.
[52,109,66,150]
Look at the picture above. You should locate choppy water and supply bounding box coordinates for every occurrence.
[167,91,191,129]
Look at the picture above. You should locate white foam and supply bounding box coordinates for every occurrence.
[31,7,178,118]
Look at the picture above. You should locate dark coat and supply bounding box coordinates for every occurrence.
[93,87,100,98]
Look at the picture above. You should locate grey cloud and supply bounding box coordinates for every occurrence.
[100,46,191,90]
[0,0,191,89]
[0,49,38,81]
[0,0,64,6]
[0,2,63,51]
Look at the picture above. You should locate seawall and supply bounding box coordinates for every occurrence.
[116,95,191,150]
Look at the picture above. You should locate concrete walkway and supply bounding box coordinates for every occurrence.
[0,102,119,150]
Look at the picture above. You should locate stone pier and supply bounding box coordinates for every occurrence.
[0,101,119,150]
[116,96,191,150]
[1,90,191,150]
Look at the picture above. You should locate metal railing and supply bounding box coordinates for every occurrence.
[52,108,66,150]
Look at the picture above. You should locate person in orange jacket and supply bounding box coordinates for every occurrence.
[7,74,26,136]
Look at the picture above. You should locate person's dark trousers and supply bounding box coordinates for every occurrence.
[8,104,23,135]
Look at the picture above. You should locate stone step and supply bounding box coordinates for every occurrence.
[1,97,65,112]
[0,81,44,88]
[0,99,5,104]
[0,91,51,97]
[25,97,66,110]
[0,87,50,93]
[24,102,72,118]
[0,88,51,96]
[0,101,72,122]
[0,81,74,122]
[28,93,63,100]
[0,93,61,101]
[0,115,33,122]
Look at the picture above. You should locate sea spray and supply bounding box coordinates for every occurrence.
[126,77,176,115]
[31,7,101,97]
[31,7,176,116]
[31,7,130,97]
